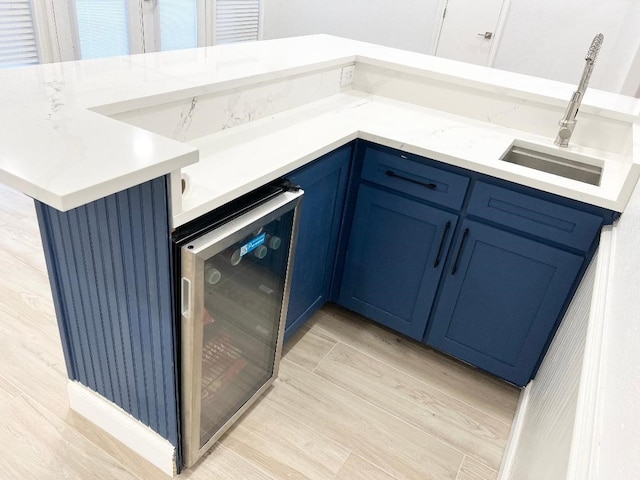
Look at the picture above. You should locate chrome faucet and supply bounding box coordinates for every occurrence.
[554,33,604,147]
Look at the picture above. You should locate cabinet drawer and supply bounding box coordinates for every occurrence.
[361,146,469,210]
[467,182,603,251]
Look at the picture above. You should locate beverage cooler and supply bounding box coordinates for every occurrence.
[173,180,303,468]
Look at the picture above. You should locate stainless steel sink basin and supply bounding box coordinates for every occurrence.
[501,146,602,186]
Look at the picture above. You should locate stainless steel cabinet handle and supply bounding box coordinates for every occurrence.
[477,32,493,39]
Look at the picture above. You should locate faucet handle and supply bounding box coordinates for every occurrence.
[555,124,575,147]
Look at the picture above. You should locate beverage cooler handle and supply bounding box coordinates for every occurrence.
[181,277,191,318]
[183,189,304,257]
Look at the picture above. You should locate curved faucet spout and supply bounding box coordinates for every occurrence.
[554,33,604,148]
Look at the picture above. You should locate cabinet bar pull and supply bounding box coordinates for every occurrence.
[433,221,451,268]
[451,228,469,275]
[385,170,437,189]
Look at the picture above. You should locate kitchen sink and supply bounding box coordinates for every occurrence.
[501,145,602,186]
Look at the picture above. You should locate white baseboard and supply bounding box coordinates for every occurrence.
[497,382,532,480]
[67,381,176,477]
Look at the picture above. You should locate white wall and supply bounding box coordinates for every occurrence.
[262,0,640,95]
[262,0,443,55]
[493,0,640,93]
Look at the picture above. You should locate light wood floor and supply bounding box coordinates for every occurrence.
[0,183,520,480]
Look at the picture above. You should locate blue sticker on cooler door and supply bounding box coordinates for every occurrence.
[240,232,267,257]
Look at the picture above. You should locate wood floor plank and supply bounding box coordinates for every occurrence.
[220,397,350,480]
[0,214,48,272]
[0,373,21,408]
[0,300,66,375]
[311,305,520,424]
[0,337,70,420]
[334,454,397,480]
[314,342,510,470]
[0,248,59,337]
[456,456,498,480]
[65,411,170,480]
[0,394,141,480]
[181,444,275,480]
[264,358,464,480]
[282,325,337,371]
[0,186,37,221]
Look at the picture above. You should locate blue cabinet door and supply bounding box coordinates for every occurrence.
[425,219,583,386]
[284,145,352,340]
[338,185,458,340]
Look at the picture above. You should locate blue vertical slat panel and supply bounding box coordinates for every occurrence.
[34,176,179,446]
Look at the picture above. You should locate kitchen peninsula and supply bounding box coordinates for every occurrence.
[1,35,639,479]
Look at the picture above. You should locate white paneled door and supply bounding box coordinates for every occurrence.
[434,0,507,66]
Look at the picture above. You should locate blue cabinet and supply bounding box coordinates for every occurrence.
[425,219,583,386]
[284,144,353,340]
[336,141,613,386]
[338,185,458,340]
[423,180,605,385]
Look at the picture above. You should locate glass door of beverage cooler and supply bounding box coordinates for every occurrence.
[179,188,302,467]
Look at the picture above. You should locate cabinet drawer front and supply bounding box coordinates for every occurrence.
[467,182,602,251]
[361,146,469,210]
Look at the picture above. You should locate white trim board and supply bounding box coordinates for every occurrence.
[621,46,640,97]
[566,226,615,480]
[66,381,176,477]
[497,382,532,480]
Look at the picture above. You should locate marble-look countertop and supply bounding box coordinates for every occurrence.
[0,36,359,210]
[0,34,639,215]
[179,90,634,226]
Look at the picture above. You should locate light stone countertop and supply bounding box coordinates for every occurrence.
[179,90,635,227]
[0,35,638,215]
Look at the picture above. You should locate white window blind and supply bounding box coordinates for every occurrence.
[0,0,39,68]
[159,0,198,51]
[74,0,129,59]
[216,0,259,45]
